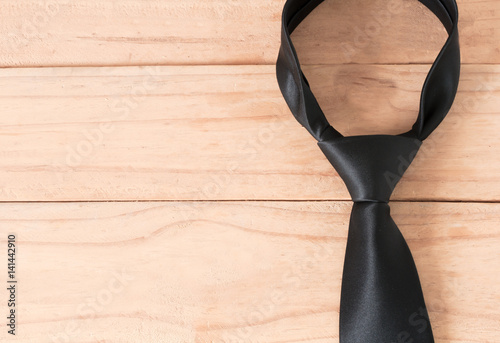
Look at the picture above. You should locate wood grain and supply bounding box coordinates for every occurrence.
[0,201,498,342]
[0,0,498,67]
[0,0,498,342]
[0,64,498,202]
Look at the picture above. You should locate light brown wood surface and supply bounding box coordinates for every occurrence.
[0,65,499,202]
[1,201,499,343]
[0,0,499,67]
[0,0,499,342]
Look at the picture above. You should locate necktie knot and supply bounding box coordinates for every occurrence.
[318,135,422,203]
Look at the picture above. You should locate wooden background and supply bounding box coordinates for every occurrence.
[0,0,499,342]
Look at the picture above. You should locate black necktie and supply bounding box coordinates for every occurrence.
[276,1,461,342]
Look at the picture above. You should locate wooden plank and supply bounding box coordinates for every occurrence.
[0,201,498,342]
[0,64,498,202]
[0,0,498,67]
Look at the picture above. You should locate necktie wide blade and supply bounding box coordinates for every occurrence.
[319,135,434,342]
[341,202,434,343]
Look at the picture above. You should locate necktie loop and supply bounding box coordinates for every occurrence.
[277,0,460,142]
